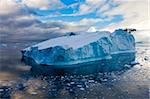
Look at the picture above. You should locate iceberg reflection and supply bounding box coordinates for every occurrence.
[22,52,135,75]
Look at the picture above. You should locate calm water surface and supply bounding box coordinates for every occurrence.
[0,42,149,99]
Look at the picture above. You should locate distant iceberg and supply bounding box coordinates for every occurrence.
[21,29,135,74]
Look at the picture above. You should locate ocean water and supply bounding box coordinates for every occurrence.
[0,42,149,99]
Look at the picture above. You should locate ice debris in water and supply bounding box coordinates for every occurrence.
[130,60,140,65]
[31,92,38,95]
[0,86,12,98]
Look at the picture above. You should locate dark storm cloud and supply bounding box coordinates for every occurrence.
[0,18,64,43]
[0,10,66,43]
[0,16,41,28]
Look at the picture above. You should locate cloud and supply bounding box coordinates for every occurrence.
[101,0,149,31]
[0,0,21,15]
[50,0,108,17]
[0,0,86,44]
[0,0,67,43]
[79,0,106,14]
[96,0,150,43]
[0,0,65,16]
[70,18,103,26]
[133,29,150,43]
[0,14,88,43]
[0,0,149,44]
[48,18,104,33]
[22,0,50,10]
[22,0,65,10]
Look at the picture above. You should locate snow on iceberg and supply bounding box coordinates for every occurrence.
[21,29,135,71]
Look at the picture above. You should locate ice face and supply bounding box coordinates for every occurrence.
[23,53,135,75]
[111,29,135,53]
[22,29,135,66]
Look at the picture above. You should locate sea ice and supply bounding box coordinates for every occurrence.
[21,29,135,74]
[22,29,135,66]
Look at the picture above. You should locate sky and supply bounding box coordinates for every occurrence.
[0,0,150,43]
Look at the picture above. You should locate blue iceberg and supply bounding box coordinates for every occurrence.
[21,29,135,75]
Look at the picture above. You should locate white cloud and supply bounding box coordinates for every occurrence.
[0,0,21,15]
[102,0,149,31]
[79,4,91,13]
[100,19,150,31]
[78,0,106,15]
[0,0,65,15]
[71,18,103,26]
[22,0,49,10]
[105,0,148,19]
[54,18,104,33]
[98,0,150,43]
[22,0,65,10]
[40,18,102,33]
[133,29,150,43]
[129,20,150,30]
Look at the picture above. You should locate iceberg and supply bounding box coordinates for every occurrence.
[21,29,135,75]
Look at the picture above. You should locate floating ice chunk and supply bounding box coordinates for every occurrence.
[130,60,140,65]
[124,64,132,68]
[22,29,135,72]
[31,92,37,95]
[70,82,75,85]
[88,80,95,83]
[77,85,82,88]
[79,87,85,91]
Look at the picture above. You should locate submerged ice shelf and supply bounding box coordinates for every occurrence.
[22,29,135,69]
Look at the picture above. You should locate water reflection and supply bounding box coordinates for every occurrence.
[22,53,135,76]
[0,43,149,99]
